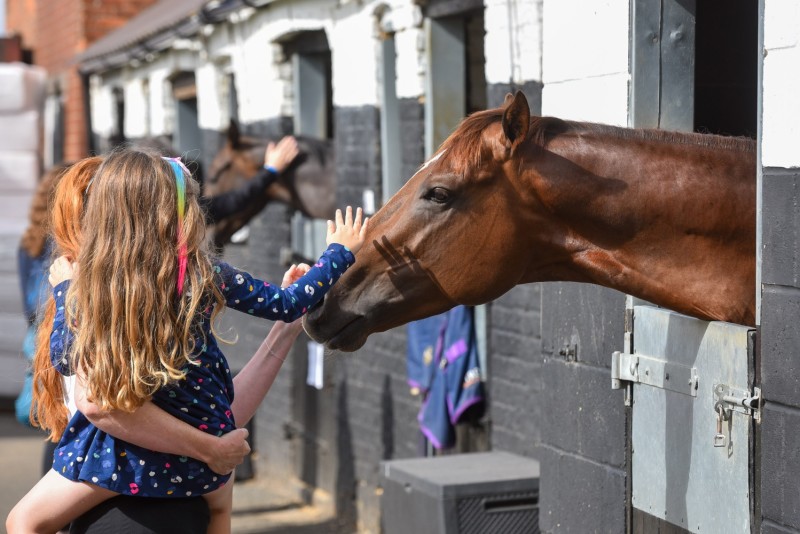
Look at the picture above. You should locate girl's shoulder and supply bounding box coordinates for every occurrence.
[210,260,261,290]
[211,259,252,279]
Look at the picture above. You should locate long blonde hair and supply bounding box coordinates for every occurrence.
[32,158,101,440]
[37,149,225,440]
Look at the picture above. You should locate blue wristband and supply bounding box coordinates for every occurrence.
[264,165,278,174]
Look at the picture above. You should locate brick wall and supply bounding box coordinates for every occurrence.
[227,103,422,533]
[6,0,159,162]
[760,169,800,533]
[5,0,37,50]
[83,0,160,45]
[334,106,381,208]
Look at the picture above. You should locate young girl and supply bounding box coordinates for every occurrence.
[15,156,262,533]
[7,148,367,534]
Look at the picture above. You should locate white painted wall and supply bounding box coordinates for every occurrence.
[195,62,225,131]
[761,0,800,168]
[376,3,424,99]
[541,0,629,125]
[147,65,171,137]
[330,6,379,107]
[86,0,559,140]
[90,76,115,139]
[485,0,543,85]
[123,78,149,139]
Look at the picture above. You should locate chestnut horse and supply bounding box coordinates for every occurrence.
[206,120,337,247]
[304,92,756,351]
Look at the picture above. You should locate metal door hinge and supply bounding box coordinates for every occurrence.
[713,383,762,423]
[611,351,699,397]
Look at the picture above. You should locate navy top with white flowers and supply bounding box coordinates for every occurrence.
[49,244,353,498]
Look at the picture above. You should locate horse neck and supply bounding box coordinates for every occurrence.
[521,131,756,324]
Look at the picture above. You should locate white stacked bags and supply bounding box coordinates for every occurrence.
[0,62,46,400]
[0,63,45,191]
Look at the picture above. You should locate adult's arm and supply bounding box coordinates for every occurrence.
[200,167,278,225]
[73,374,250,475]
[201,135,299,225]
[232,318,304,425]
[76,317,305,468]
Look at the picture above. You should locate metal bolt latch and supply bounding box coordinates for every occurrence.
[713,402,728,448]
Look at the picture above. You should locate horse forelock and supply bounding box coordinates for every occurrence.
[437,109,568,174]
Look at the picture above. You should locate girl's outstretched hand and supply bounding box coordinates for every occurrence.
[326,206,368,254]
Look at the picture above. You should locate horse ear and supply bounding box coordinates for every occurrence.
[501,91,530,148]
[227,119,241,149]
[503,93,514,107]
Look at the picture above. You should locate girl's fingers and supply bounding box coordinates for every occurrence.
[345,206,353,227]
[353,207,363,230]
[327,219,335,235]
[360,217,369,238]
[335,209,344,228]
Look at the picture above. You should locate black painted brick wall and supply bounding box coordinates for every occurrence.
[215,117,299,485]
[240,116,294,140]
[398,97,425,182]
[487,80,544,115]
[200,128,226,176]
[327,103,421,532]
[488,284,543,457]
[761,168,800,533]
[539,283,627,533]
[334,106,381,208]
[221,201,296,483]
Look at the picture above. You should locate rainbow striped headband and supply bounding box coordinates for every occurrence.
[163,157,189,296]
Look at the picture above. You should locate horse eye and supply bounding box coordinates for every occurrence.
[425,187,451,204]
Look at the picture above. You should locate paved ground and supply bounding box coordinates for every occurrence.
[0,407,338,533]
[0,408,44,531]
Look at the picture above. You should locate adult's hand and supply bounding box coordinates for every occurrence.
[75,370,250,474]
[206,428,251,475]
[281,263,311,288]
[264,136,299,174]
[49,255,77,287]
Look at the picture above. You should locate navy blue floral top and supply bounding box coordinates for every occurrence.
[49,244,354,497]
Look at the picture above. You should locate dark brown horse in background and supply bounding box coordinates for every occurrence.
[205,121,337,247]
[304,92,756,351]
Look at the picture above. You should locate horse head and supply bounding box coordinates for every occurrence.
[206,120,337,246]
[304,92,542,351]
[305,90,757,351]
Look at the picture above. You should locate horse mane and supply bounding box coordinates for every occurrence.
[438,108,755,174]
[571,121,756,152]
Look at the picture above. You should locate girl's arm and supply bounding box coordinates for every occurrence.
[50,279,74,375]
[217,243,355,322]
[73,372,250,475]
